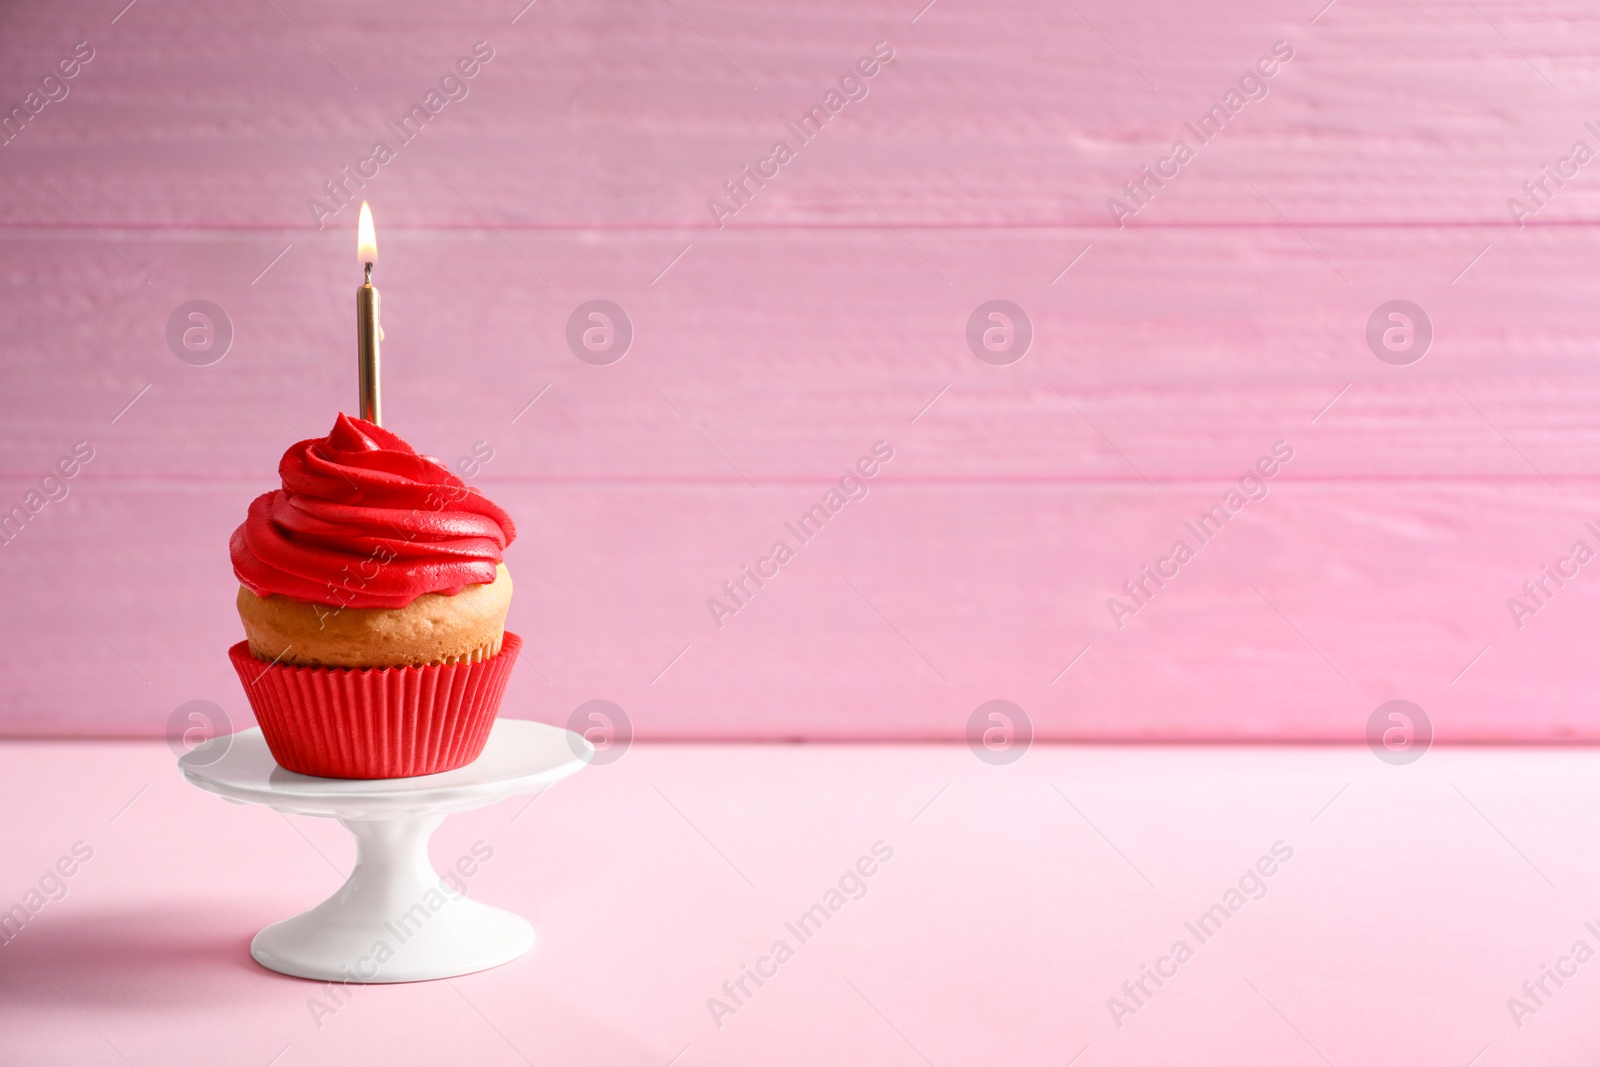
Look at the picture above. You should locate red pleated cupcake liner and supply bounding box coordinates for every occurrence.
[227,633,522,780]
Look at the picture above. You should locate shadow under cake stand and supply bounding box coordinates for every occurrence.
[179,719,590,983]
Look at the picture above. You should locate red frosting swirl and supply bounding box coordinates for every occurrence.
[230,414,515,609]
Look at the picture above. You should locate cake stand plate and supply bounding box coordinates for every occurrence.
[179,719,590,983]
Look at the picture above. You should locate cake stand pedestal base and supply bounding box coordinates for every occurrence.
[180,719,590,983]
[250,814,535,983]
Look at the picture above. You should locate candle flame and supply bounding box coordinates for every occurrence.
[357,201,377,264]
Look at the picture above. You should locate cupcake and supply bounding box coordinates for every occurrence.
[227,413,520,779]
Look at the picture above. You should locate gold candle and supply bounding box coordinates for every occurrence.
[356,201,381,426]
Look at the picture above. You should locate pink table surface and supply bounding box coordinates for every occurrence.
[1,735,1594,1066]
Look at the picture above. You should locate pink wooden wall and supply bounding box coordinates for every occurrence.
[1,0,1597,741]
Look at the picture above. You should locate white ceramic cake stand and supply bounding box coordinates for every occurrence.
[179,719,590,983]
